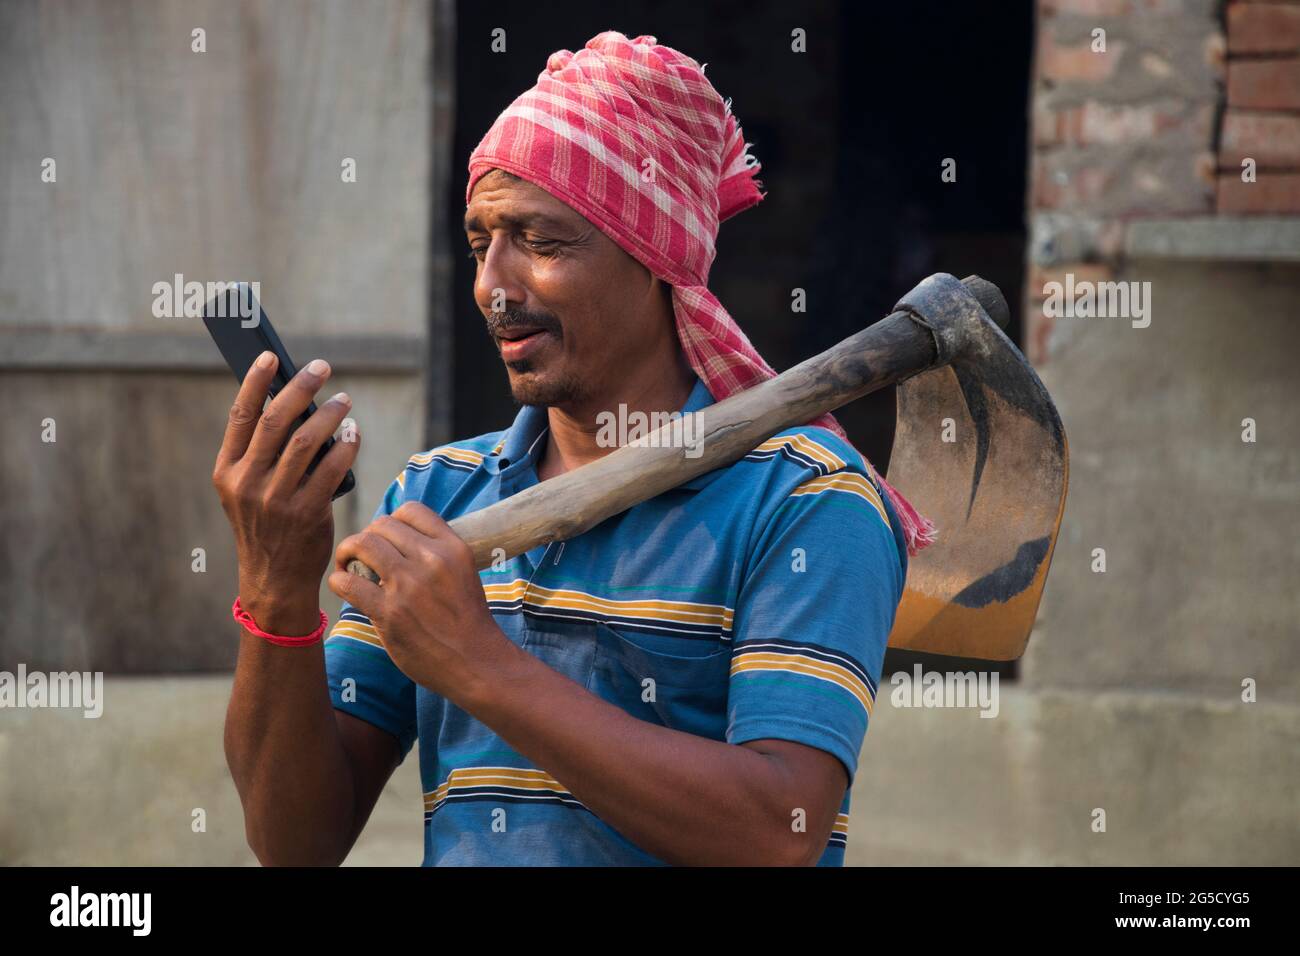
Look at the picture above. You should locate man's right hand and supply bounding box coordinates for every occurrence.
[212,351,361,635]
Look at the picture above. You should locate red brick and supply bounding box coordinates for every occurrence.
[1219,110,1300,166]
[1033,101,1063,146]
[1227,2,1300,55]
[1228,58,1300,110]
[1038,33,1125,83]
[1217,171,1300,212]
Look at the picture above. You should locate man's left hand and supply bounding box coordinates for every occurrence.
[328,501,511,700]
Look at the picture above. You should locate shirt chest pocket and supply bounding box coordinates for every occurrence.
[518,616,601,688]
[589,623,731,741]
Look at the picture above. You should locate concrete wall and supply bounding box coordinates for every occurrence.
[1027,259,1300,698]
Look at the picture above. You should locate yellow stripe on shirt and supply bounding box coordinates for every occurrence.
[482,579,735,630]
[790,471,889,529]
[751,433,847,473]
[730,651,875,716]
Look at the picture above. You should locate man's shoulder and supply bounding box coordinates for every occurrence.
[717,424,897,546]
[728,424,875,491]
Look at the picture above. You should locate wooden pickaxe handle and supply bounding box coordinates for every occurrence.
[347,274,1007,584]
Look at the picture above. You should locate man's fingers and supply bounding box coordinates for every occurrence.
[217,351,279,465]
[244,359,332,467]
[365,514,433,561]
[299,417,361,501]
[268,392,354,496]
[390,500,453,538]
[335,529,404,580]
[327,569,383,619]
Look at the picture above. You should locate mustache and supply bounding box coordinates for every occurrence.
[485,307,562,339]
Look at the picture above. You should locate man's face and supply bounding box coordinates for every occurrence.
[464,169,669,408]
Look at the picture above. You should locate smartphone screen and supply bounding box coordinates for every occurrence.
[202,284,355,500]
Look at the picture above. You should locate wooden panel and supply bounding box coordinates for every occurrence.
[0,0,431,338]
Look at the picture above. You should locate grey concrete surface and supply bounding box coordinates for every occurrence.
[847,684,1300,866]
[0,675,423,866]
[1126,217,1300,262]
[1029,260,1300,700]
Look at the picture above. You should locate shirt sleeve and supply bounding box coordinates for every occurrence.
[726,466,906,785]
[323,473,418,763]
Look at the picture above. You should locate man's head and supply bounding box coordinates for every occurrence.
[465,168,675,409]
[462,32,769,413]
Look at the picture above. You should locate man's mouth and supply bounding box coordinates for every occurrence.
[496,326,545,342]
[496,327,555,361]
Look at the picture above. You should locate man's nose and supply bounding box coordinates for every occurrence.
[474,240,528,314]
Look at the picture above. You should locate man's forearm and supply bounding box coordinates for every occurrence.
[456,632,832,866]
[224,627,357,866]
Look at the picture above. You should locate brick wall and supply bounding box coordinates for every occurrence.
[1220,1,1300,210]
[1027,0,1300,362]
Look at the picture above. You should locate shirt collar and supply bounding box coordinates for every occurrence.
[488,374,722,491]
[490,403,548,476]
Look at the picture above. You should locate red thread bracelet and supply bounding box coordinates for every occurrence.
[232,596,328,647]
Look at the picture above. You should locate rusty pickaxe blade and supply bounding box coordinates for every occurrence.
[347,273,1068,661]
[886,274,1069,660]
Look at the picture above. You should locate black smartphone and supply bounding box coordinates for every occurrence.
[202,283,355,500]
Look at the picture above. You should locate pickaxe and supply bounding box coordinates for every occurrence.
[348,273,1068,661]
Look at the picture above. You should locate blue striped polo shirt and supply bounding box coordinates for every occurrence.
[324,374,907,865]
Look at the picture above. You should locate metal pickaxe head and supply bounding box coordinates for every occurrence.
[886,274,1069,660]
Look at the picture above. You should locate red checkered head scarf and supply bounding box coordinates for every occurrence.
[465,31,933,553]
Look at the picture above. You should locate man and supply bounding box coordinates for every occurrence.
[218,31,921,866]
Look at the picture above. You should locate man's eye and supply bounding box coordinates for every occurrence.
[466,246,485,260]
